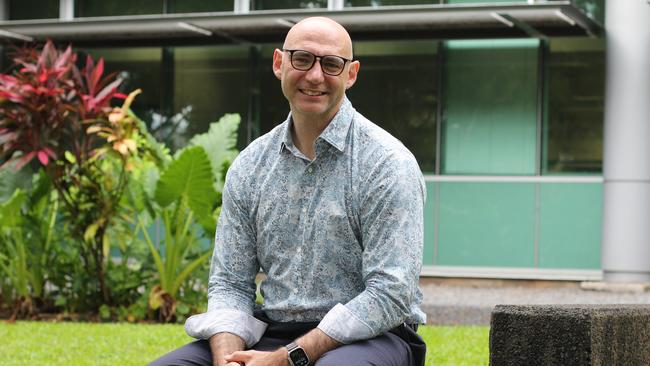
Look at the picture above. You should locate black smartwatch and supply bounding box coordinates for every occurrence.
[285,341,310,366]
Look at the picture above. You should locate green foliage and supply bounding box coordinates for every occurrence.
[0,172,59,318]
[155,146,218,234]
[0,41,241,322]
[188,113,240,192]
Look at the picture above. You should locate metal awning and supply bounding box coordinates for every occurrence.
[0,2,603,47]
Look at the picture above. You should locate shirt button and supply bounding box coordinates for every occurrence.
[307,167,313,173]
[293,288,298,294]
[302,207,306,214]
[297,248,302,253]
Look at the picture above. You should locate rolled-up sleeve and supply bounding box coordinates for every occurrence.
[184,159,267,347]
[317,152,425,344]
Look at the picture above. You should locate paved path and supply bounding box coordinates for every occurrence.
[419,280,650,325]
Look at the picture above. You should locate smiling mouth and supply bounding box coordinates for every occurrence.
[299,89,326,96]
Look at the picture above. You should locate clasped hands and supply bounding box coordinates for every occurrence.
[224,348,290,366]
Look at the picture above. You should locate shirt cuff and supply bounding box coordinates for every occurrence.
[317,303,374,344]
[184,308,268,348]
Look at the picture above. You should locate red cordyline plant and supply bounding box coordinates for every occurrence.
[0,40,155,309]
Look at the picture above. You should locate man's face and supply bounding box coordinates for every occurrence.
[272,21,359,123]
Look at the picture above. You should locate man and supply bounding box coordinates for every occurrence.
[150,16,426,366]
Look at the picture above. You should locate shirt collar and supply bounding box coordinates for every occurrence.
[279,96,354,155]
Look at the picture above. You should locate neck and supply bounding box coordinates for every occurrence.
[290,114,329,161]
[290,100,343,160]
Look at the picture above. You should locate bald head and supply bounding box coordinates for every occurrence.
[283,17,354,59]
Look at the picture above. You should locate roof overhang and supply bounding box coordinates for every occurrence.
[0,2,603,47]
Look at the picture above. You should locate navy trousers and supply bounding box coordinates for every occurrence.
[149,312,426,366]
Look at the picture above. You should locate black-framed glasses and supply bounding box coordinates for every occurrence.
[282,49,353,76]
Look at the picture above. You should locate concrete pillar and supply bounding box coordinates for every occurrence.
[602,0,650,282]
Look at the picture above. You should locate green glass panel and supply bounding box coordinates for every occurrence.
[539,183,602,269]
[168,0,233,13]
[442,39,538,175]
[437,182,535,267]
[9,0,58,20]
[252,0,327,10]
[423,181,437,265]
[347,40,439,173]
[543,38,605,174]
[76,0,162,17]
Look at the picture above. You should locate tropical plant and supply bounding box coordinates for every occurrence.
[0,41,164,310]
[0,172,59,320]
[139,114,240,322]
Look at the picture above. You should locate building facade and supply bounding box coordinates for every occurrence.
[0,0,614,280]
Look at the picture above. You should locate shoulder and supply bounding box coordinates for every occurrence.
[224,122,285,196]
[351,111,420,175]
[228,122,285,176]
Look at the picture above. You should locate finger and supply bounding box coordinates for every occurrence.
[225,350,257,362]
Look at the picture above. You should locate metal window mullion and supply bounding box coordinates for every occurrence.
[328,0,344,11]
[60,0,74,20]
[235,0,250,13]
[435,41,444,176]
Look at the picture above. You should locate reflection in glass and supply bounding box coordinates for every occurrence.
[543,38,604,174]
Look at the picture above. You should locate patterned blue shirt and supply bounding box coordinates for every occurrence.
[185,97,426,347]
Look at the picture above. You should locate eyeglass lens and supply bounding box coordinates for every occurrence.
[290,50,346,76]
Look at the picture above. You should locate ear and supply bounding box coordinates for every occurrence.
[345,60,360,90]
[272,48,284,80]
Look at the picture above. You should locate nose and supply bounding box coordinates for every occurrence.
[304,59,325,83]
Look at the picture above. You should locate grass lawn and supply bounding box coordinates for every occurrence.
[0,322,489,366]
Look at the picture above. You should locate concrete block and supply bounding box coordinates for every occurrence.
[489,304,650,366]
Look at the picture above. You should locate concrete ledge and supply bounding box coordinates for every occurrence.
[489,304,650,366]
[580,281,650,293]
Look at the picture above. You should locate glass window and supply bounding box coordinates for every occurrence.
[76,0,162,17]
[571,0,604,24]
[80,47,162,126]
[346,0,440,6]
[252,0,327,10]
[543,38,604,174]
[172,46,250,150]
[168,0,233,13]
[441,39,539,175]
[82,46,251,152]
[9,0,58,20]
[444,0,526,3]
[258,45,293,136]
[347,40,439,173]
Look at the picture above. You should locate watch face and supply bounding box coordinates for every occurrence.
[289,348,310,366]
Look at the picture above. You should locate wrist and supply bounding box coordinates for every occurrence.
[274,347,290,366]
